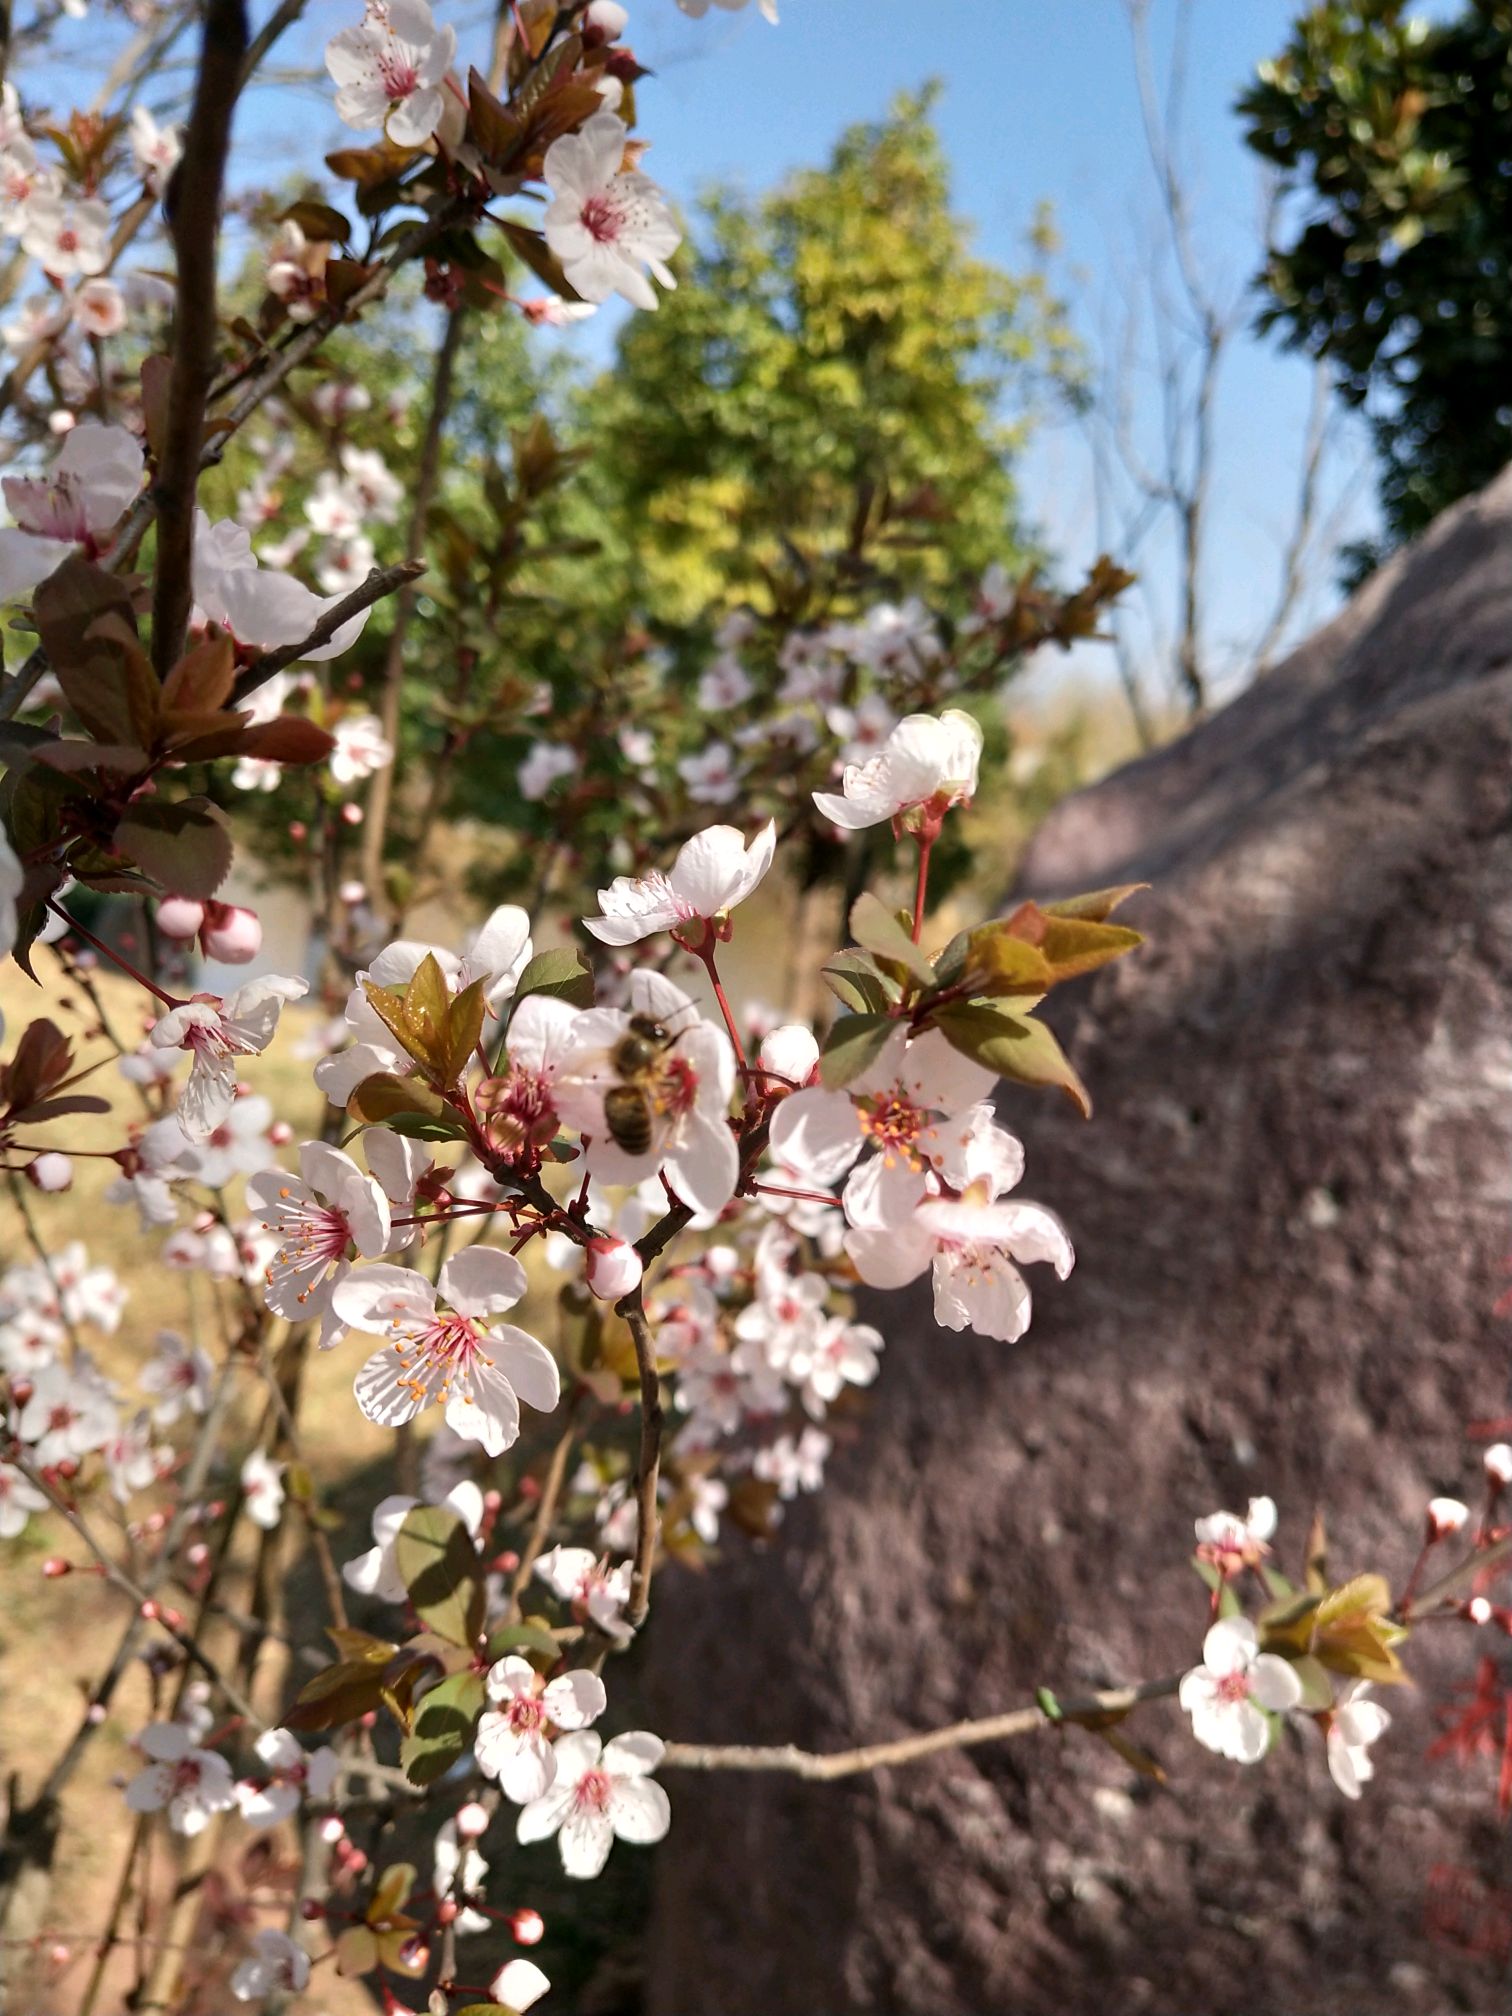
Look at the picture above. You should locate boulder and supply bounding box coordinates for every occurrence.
[642,467,1512,2014]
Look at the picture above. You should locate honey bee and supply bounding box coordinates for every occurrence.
[603,1013,678,1156]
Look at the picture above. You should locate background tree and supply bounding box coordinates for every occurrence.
[1240,0,1512,564]
[580,87,1080,625]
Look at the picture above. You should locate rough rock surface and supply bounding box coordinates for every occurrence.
[642,469,1512,2014]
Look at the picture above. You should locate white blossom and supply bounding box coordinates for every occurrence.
[1179,1618,1302,1764]
[542,111,680,312]
[516,1730,670,1878]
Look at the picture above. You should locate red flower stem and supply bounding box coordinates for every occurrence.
[694,937,749,1082]
[44,901,178,1007]
[752,1180,838,1208]
[912,833,933,944]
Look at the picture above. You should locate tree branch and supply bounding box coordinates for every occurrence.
[617,1293,664,1630]
[229,559,428,704]
[660,1677,1181,1781]
[150,0,248,675]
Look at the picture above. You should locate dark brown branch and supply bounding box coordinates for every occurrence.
[230,559,427,703]
[150,0,248,675]
[618,1294,664,1630]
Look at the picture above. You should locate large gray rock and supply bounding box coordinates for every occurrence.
[642,468,1512,2014]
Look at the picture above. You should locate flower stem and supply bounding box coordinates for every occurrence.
[694,936,749,1082]
[45,900,178,1007]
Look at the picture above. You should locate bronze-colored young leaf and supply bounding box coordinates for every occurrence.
[962,922,1053,996]
[849,892,935,987]
[439,975,488,1086]
[160,632,236,715]
[362,952,453,1077]
[114,797,233,899]
[1040,883,1149,923]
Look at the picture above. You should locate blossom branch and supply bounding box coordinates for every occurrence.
[229,559,428,705]
[660,1677,1182,1782]
[150,0,248,674]
[617,1292,663,1630]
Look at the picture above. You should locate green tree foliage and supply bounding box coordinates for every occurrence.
[1240,0,1512,555]
[579,87,1079,623]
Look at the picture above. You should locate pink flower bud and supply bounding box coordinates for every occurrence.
[288,821,308,843]
[198,902,262,964]
[339,879,367,905]
[155,895,206,940]
[454,1799,489,1840]
[436,1898,459,1927]
[1469,1596,1494,1624]
[586,1237,642,1302]
[1487,1445,1512,1488]
[26,1152,73,1192]
[1427,1496,1471,1540]
[42,1557,72,1578]
[270,1121,294,1146]
[340,802,363,826]
[319,1814,345,1844]
[510,1908,545,1946]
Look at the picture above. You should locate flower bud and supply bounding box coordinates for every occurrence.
[758,1022,820,1086]
[319,1815,345,1845]
[1486,1445,1512,1488]
[270,1121,294,1146]
[288,821,308,844]
[340,802,363,825]
[300,1899,325,1920]
[42,1557,72,1578]
[584,0,628,41]
[586,1236,643,1302]
[155,895,205,940]
[436,1898,459,1927]
[1427,1496,1470,1540]
[453,1799,489,1840]
[199,902,262,964]
[1469,1595,1494,1624]
[509,1908,545,1946]
[339,879,367,905]
[26,1152,73,1193]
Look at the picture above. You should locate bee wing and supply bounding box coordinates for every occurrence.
[628,969,700,1038]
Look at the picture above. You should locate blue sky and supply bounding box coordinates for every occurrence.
[39,0,1414,706]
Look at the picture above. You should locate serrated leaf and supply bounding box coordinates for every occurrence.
[1000,902,1143,984]
[963,922,1053,996]
[511,945,595,1013]
[931,1001,1091,1117]
[818,1011,894,1090]
[439,976,487,1086]
[114,797,232,899]
[1040,883,1148,922]
[849,891,935,986]
[394,1504,484,1649]
[363,953,453,1077]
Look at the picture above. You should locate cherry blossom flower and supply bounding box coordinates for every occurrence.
[812,708,982,832]
[534,1544,633,1642]
[753,1425,830,1498]
[476,1656,608,1803]
[516,1730,670,1878]
[0,1460,47,1539]
[73,278,126,338]
[124,1723,237,1835]
[138,1331,214,1425]
[0,138,59,235]
[104,1410,162,1501]
[21,193,109,277]
[343,1479,483,1600]
[230,1929,311,2001]
[696,654,753,711]
[16,1360,117,1465]
[490,1958,551,2011]
[1326,1681,1391,1799]
[518,739,579,801]
[192,1092,275,1190]
[519,292,598,327]
[246,1141,391,1344]
[265,218,328,322]
[0,422,144,601]
[788,1316,883,1418]
[332,1247,560,1457]
[192,513,369,659]
[235,1726,338,1827]
[129,105,181,194]
[554,971,738,1214]
[845,1177,1073,1343]
[683,1471,728,1543]
[1426,1496,1470,1539]
[676,1340,785,1441]
[433,1816,491,1935]
[151,977,309,1140]
[329,712,394,785]
[325,0,459,147]
[585,821,774,947]
[1194,1496,1278,1577]
[1179,1618,1302,1763]
[542,110,680,311]
[241,1448,286,1530]
[677,741,739,804]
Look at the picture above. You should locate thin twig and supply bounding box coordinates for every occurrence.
[151,0,248,674]
[510,1396,583,1608]
[229,559,427,703]
[660,1677,1182,1781]
[617,1295,663,1629]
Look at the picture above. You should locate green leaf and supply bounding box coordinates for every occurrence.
[393,1504,484,1649]
[400,1669,486,1786]
[484,1619,561,1663]
[849,892,935,986]
[114,797,233,899]
[1040,884,1148,922]
[820,950,897,1015]
[818,1011,894,1090]
[931,1001,1091,1116]
[347,1074,448,1124]
[512,945,596,1014]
